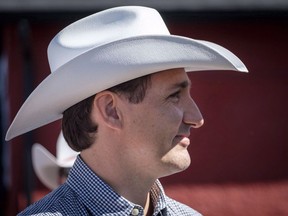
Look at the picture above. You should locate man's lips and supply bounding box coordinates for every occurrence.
[175,135,190,148]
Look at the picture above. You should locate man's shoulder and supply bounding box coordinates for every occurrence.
[18,184,85,216]
[165,196,202,216]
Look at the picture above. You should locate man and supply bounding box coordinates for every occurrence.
[6,6,247,216]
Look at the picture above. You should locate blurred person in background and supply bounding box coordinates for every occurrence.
[32,131,78,190]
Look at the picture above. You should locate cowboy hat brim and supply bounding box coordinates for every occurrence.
[6,35,248,141]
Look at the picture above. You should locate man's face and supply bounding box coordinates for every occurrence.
[119,68,204,179]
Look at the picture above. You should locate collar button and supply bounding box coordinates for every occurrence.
[131,207,140,216]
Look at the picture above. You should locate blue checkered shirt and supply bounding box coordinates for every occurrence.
[18,156,202,216]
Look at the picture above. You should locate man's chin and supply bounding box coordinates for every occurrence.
[159,164,190,178]
[161,157,191,177]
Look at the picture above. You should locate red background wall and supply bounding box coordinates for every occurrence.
[2,11,288,215]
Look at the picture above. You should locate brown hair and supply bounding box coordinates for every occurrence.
[62,75,151,151]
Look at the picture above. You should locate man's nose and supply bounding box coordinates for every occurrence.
[183,98,204,128]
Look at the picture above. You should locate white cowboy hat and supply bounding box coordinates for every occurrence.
[32,132,78,190]
[5,6,248,141]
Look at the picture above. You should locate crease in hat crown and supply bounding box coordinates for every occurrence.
[5,6,248,141]
[48,6,170,73]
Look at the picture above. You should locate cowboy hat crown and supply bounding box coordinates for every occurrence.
[48,6,170,72]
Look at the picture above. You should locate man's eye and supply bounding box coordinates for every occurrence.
[168,91,181,102]
[170,91,180,98]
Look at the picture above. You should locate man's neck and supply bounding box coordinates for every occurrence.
[81,149,157,210]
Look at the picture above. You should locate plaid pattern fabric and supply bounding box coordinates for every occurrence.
[19,156,202,216]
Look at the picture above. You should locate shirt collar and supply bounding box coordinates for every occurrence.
[67,155,167,215]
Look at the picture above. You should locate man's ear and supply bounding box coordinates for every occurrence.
[94,92,122,130]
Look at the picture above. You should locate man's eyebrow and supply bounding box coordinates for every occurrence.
[170,80,191,90]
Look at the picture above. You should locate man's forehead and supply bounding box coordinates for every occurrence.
[150,68,190,87]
